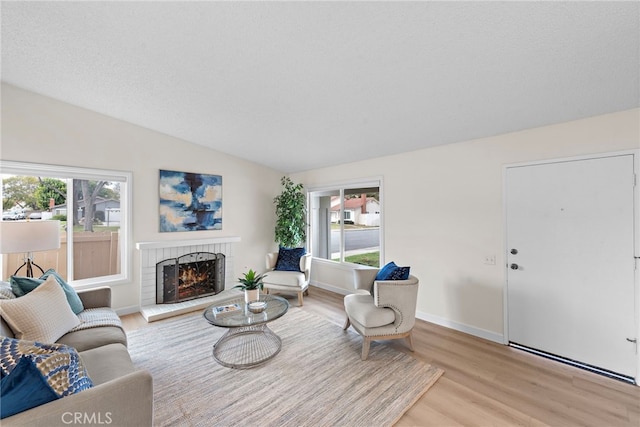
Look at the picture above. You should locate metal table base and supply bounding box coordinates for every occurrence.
[212,324,282,369]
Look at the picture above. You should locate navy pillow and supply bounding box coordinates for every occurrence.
[0,337,93,408]
[275,247,306,272]
[376,262,410,281]
[0,357,59,419]
[388,266,410,280]
[10,269,84,314]
[375,262,398,280]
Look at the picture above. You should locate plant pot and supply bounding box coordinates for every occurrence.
[244,289,259,304]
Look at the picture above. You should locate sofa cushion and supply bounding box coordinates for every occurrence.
[58,327,127,353]
[0,337,93,418]
[0,276,80,342]
[275,247,306,272]
[10,269,84,314]
[78,343,136,385]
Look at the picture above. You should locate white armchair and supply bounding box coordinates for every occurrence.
[263,252,312,306]
[343,268,419,360]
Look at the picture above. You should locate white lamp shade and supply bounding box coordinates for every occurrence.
[0,220,61,254]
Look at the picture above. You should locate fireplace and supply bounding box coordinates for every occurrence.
[156,252,225,304]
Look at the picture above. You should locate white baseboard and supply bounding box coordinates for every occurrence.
[313,281,504,344]
[416,310,504,344]
[115,305,141,317]
[310,280,350,296]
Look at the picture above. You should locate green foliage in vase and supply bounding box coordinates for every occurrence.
[274,176,306,248]
[234,269,266,291]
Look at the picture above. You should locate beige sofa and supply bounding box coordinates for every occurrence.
[1,287,153,427]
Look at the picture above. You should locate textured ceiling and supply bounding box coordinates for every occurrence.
[2,1,639,173]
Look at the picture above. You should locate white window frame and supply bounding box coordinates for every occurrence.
[307,177,383,267]
[0,160,133,289]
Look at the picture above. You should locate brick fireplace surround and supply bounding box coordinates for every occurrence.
[136,237,241,322]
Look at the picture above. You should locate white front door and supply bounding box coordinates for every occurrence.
[506,153,637,378]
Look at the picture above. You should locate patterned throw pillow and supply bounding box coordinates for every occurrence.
[10,269,84,314]
[387,266,410,280]
[375,261,410,280]
[275,247,306,272]
[0,337,93,418]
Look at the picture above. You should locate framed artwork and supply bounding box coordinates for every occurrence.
[159,169,222,232]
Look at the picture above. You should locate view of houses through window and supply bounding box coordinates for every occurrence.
[1,161,130,285]
[309,182,381,267]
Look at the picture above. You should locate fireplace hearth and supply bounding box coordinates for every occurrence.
[156,252,225,304]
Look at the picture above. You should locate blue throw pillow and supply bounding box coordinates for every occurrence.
[0,357,59,418]
[375,262,410,281]
[10,269,84,314]
[375,261,398,280]
[388,266,411,280]
[275,247,306,272]
[0,337,93,419]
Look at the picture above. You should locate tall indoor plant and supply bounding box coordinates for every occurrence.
[273,176,306,248]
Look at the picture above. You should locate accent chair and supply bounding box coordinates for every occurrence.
[343,268,419,360]
[262,251,312,306]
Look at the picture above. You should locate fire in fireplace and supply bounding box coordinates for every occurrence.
[156,252,225,304]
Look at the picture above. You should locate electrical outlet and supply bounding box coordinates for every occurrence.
[483,255,496,265]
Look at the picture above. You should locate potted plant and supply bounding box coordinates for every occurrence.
[274,176,306,248]
[235,269,266,303]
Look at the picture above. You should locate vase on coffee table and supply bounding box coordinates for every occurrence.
[244,289,259,304]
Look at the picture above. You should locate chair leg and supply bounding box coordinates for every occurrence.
[361,337,371,361]
[343,316,351,330]
[406,331,415,352]
[297,291,303,306]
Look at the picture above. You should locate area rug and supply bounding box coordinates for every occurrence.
[127,308,443,427]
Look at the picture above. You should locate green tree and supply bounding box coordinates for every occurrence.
[34,178,66,210]
[2,176,40,209]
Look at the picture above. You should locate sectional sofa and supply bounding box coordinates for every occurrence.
[0,280,153,426]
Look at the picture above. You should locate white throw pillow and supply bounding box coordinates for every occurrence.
[0,275,80,342]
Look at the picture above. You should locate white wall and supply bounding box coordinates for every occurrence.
[292,108,640,341]
[0,83,284,312]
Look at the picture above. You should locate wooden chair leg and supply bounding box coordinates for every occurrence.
[343,316,351,330]
[297,291,303,306]
[406,331,414,352]
[361,337,371,360]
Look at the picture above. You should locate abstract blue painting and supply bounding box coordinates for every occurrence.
[159,170,222,232]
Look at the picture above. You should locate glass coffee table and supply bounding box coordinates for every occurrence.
[202,294,289,369]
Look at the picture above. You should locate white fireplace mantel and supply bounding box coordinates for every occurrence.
[136,236,241,250]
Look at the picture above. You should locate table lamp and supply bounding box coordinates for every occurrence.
[0,220,61,277]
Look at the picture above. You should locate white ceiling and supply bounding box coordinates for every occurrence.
[2,1,639,173]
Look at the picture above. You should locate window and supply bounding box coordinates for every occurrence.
[1,160,131,287]
[309,179,382,267]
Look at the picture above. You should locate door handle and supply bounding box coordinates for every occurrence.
[510,263,519,270]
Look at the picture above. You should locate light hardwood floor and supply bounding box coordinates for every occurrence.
[121,287,640,427]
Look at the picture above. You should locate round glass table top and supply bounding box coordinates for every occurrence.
[202,294,289,328]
